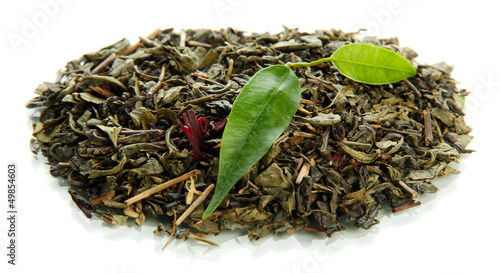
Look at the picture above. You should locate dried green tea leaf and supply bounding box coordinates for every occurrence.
[113,215,129,226]
[139,109,157,130]
[119,143,164,157]
[79,92,106,104]
[218,206,273,223]
[297,113,341,126]
[254,163,295,214]
[196,48,219,70]
[129,158,164,176]
[88,154,127,179]
[339,143,379,163]
[33,115,67,143]
[84,38,129,62]
[96,125,122,147]
[170,48,197,73]
[81,75,128,92]
[157,86,185,107]
[68,188,95,218]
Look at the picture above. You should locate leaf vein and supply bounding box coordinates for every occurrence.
[226,71,289,169]
[331,58,415,73]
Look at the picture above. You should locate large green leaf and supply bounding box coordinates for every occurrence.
[330,43,417,85]
[202,65,301,218]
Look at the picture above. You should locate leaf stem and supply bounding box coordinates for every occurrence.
[176,183,214,226]
[287,57,332,68]
[124,169,201,205]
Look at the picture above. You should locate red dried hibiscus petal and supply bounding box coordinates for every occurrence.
[212,118,227,134]
[181,110,210,160]
[332,153,362,171]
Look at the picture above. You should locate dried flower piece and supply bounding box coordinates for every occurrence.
[181,110,210,160]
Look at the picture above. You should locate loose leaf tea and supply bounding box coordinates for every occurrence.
[203,65,301,218]
[204,43,417,215]
[27,27,473,245]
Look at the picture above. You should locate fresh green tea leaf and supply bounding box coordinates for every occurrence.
[202,65,301,218]
[330,43,417,85]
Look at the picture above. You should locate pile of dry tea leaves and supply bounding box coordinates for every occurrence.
[27,27,473,245]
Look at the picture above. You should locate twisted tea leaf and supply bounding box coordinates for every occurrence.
[203,65,301,218]
[330,43,417,85]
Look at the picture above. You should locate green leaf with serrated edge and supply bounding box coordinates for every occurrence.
[330,43,417,85]
[202,65,301,219]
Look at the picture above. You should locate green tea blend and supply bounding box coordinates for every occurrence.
[27,27,473,246]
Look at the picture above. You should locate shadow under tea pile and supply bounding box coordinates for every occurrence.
[27,27,473,243]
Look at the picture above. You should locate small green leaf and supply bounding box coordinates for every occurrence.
[330,43,416,85]
[202,65,301,218]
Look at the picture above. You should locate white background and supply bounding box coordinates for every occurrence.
[1,0,499,272]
